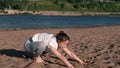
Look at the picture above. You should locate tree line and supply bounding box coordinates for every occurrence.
[0,0,120,12]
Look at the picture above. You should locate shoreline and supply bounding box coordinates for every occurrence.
[0,10,120,16]
[0,25,120,31]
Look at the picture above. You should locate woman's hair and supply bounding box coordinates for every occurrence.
[56,31,70,42]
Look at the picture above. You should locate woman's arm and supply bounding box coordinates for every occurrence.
[49,46,74,68]
[62,47,84,64]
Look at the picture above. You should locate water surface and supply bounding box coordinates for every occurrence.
[0,15,120,29]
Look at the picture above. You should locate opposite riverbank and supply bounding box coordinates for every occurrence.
[0,10,120,16]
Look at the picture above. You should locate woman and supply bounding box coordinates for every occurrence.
[24,31,84,68]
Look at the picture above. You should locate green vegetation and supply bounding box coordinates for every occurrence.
[0,0,120,12]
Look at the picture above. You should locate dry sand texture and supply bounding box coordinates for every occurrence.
[0,26,120,68]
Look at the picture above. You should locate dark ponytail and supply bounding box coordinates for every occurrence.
[56,31,70,42]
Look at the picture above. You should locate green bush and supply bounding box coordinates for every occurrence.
[0,0,120,12]
[60,2,75,11]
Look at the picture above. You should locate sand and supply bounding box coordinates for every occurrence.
[1,10,120,16]
[0,26,120,68]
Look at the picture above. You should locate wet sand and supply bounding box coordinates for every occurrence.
[0,26,120,68]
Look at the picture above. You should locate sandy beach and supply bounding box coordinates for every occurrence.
[0,26,120,68]
[1,10,120,16]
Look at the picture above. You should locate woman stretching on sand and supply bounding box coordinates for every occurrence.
[24,31,84,68]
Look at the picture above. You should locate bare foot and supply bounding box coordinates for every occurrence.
[35,56,44,63]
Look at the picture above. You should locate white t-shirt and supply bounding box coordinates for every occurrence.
[31,33,58,52]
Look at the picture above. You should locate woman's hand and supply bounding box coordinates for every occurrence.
[49,46,74,68]
[79,61,88,68]
[79,60,84,64]
[68,66,74,68]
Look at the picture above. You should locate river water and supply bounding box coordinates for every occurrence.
[0,15,120,29]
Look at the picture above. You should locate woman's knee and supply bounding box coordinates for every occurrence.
[37,42,46,51]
